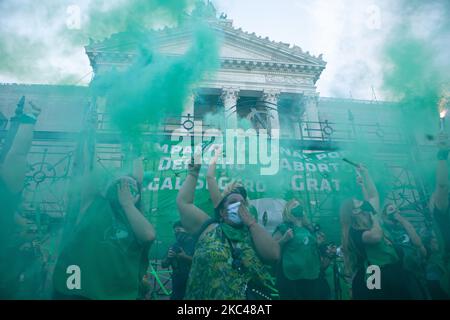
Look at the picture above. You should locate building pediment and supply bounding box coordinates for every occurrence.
[86,17,326,80]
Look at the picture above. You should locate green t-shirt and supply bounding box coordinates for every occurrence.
[185,223,273,300]
[350,227,399,268]
[53,196,150,300]
[275,223,321,281]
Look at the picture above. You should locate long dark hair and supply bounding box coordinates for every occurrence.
[340,199,358,276]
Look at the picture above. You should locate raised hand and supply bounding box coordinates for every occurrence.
[168,248,176,259]
[437,131,449,151]
[132,156,145,185]
[356,163,368,174]
[281,228,294,243]
[238,204,256,227]
[117,179,139,209]
[189,148,203,172]
[210,144,223,164]
[356,172,363,186]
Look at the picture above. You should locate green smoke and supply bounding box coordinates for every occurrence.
[76,0,194,41]
[381,0,450,126]
[378,0,450,204]
[0,0,195,83]
[90,24,220,141]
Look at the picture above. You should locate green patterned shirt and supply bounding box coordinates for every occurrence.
[185,223,272,300]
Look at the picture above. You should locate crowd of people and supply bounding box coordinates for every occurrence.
[0,98,450,300]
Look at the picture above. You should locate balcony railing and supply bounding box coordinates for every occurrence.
[96,112,408,146]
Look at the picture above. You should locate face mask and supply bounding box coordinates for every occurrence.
[291,206,304,218]
[227,202,242,225]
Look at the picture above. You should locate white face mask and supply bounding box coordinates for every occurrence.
[227,202,242,224]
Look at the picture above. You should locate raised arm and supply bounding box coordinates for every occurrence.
[362,214,384,244]
[132,156,145,212]
[272,229,294,248]
[434,132,449,212]
[393,212,427,257]
[176,161,209,235]
[240,206,280,262]
[206,145,223,208]
[118,179,155,244]
[357,165,380,213]
[356,172,369,201]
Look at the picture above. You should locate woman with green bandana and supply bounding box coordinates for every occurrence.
[177,150,279,300]
[340,165,411,299]
[272,199,322,299]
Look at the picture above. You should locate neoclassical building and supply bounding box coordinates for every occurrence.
[85,15,327,140]
[0,10,435,253]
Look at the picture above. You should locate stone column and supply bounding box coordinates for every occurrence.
[221,87,240,129]
[301,94,321,138]
[262,89,281,132]
[183,92,195,118]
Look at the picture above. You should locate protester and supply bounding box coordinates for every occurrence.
[272,199,322,299]
[0,97,41,299]
[381,203,428,298]
[177,152,279,299]
[430,131,450,296]
[162,221,195,300]
[206,145,258,219]
[52,156,156,300]
[422,227,449,299]
[315,225,336,300]
[340,164,411,299]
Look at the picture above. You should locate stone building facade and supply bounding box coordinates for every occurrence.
[0,15,437,250]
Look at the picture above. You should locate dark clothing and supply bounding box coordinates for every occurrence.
[434,207,450,255]
[349,227,411,300]
[352,262,410,300]
[167,234,195,300]
[350,228,368,268]
[317,272,332,300]
[53,197,150,300]
[53,291,91,300]
[383,223,428,299]
[427,280,449,300]
[274,223,321,299]
[430,206,450,297]
[276,262,321,299]
[317,243,334,299]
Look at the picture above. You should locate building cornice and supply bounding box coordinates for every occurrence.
[86,51,324,80]
[85,16,327,84]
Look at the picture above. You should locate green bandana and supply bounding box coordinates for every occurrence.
[221,223,249,242]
